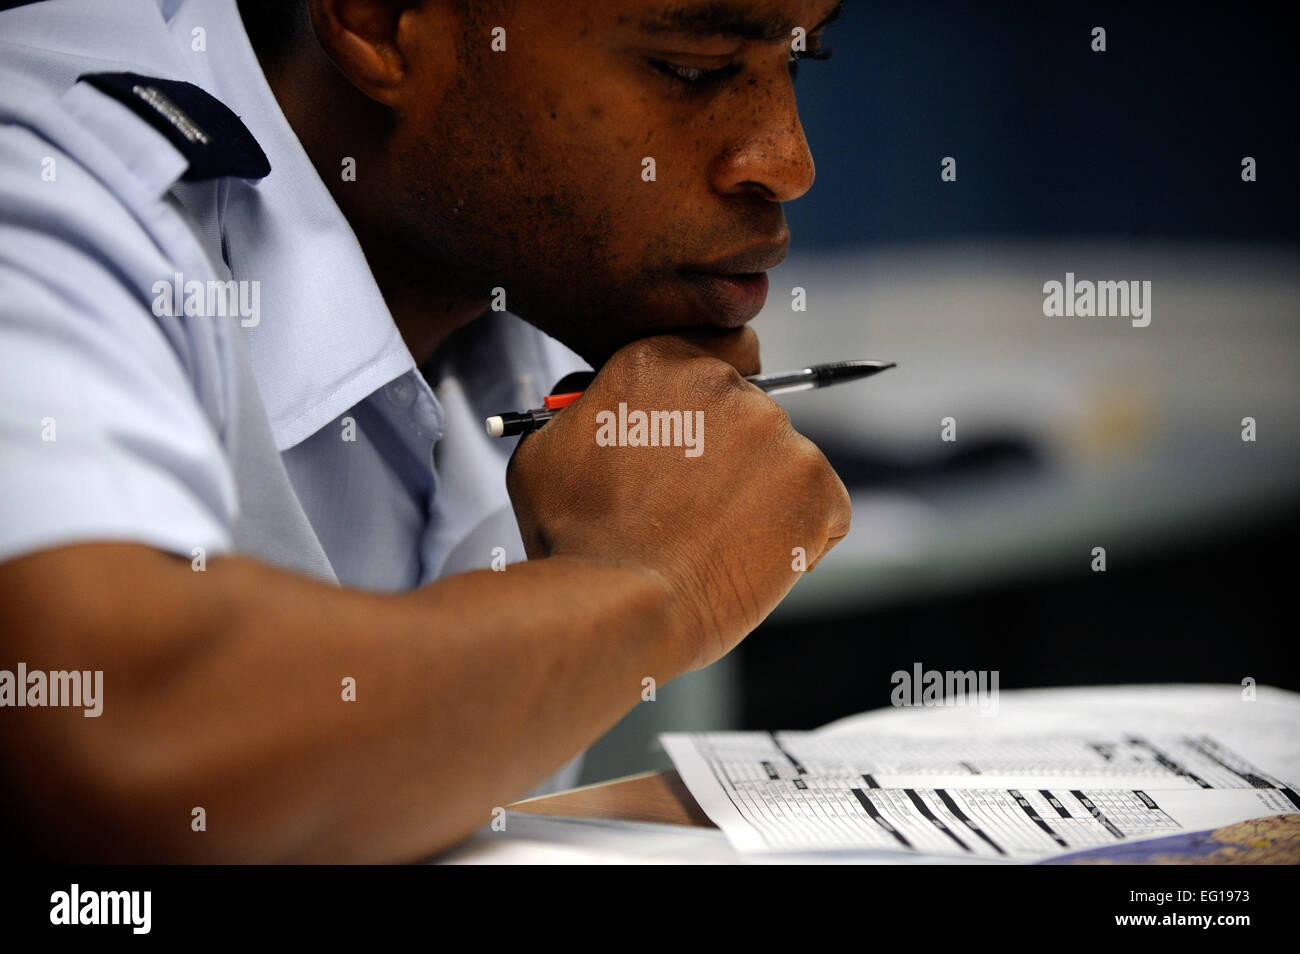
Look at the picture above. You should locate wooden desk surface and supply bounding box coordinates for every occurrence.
[510,769,715,828]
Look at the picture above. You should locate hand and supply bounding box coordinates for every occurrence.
[507,327,852,671]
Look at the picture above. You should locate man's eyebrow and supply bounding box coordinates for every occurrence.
[637,1,844,43]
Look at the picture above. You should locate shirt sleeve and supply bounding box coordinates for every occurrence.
[0,127,237,565]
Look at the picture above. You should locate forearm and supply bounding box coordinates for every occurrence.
[0,545,685,862]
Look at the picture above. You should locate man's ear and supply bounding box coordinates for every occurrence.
[307,0,415,106]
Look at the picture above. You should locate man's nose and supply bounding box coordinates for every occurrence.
[708,79,816,203]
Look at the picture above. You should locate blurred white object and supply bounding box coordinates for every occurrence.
[760,241,1300,612]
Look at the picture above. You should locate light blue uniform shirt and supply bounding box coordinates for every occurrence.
[0,0,588,794]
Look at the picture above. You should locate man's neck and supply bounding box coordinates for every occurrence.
[254,34,487,368]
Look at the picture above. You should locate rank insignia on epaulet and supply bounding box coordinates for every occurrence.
[78,71,271,181]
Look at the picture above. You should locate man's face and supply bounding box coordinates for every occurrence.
[387,0,841,364]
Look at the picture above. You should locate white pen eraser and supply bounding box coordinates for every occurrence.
[485,416,504,437]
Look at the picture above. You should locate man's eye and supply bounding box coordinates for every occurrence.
[650,59,742,90]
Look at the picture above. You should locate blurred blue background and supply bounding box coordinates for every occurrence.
[787,0,1297,246]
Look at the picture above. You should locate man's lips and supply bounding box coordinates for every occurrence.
[677,273,770,327]
[684,241,789,276]
[678,241,788,327]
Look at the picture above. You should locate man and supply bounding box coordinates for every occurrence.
[0,0,849,861]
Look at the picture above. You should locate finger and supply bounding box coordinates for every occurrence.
[652,325,761,377]
[807,477,852,571]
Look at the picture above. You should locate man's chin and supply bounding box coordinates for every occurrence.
[510,287,749,368]
[508,311,662,368]
[508,317,625,369]
[582,324,760,370]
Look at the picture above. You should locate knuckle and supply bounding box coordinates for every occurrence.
[836,477,852,511]
[832,480,853,528]
[717,328,761,376]
[734,326,761,373]
[610,338,667,378]
[789,433,829,473]
[504,454,525,496]
[686,355,745,399]
[759,395,793,429]
[505,441,538,494]
[788,437,849,523]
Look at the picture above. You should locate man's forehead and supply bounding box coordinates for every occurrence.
[631,0,844,42]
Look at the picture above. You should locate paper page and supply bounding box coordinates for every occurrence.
[661,686,1300,860]
[818,685,1300,777]
[690,731,1294,791]
[661,731,1299,859]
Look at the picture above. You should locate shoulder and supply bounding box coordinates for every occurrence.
[0,0,270,214]
[0,59,273,454]
[0,64,269,203]
[0,9,273,406]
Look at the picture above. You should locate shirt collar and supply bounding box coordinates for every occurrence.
[170,0,417,450]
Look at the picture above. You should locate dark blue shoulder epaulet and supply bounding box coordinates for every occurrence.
[78,71,271,181]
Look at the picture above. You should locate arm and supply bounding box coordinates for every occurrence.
[0,330,851,862]
[0,543,686,863]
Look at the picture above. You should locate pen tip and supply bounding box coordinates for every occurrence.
[485,416,504,437]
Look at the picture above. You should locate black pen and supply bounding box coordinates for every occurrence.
[485,359,897,437]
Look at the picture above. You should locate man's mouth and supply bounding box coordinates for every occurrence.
[677,272,770,327]
[677,240,789,327]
